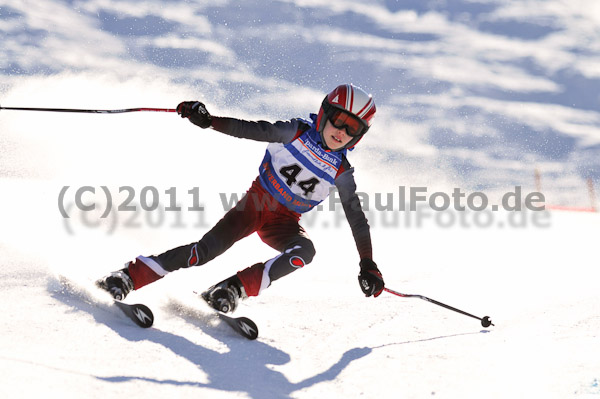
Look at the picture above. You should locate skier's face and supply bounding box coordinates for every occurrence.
[323,119,353,150]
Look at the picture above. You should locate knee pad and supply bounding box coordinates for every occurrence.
[236,238,316,297]
[284,237,316,265]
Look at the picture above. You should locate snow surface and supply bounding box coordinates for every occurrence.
[1,183,599,398]
[1,0,600,398]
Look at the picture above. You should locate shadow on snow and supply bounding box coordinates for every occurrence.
[48,277,371,399]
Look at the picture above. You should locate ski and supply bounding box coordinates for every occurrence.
[195,290,259,339]
[56,275,154,328]
[94,274,154,328]
[113,301,154,328]
[215,312,259,340]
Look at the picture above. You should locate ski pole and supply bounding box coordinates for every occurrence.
[384,287,494,328]
[0,105,176,114]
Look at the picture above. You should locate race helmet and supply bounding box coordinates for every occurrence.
[316,84,376,151]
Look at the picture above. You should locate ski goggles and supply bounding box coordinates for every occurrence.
[322,101,369,137]
[325,107,368,137]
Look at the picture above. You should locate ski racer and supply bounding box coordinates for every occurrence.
[97,83,385,313]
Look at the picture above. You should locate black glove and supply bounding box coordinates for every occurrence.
[358,258,384,297]
[176,101,212,128]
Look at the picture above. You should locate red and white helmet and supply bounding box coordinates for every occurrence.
[316,83,376,150]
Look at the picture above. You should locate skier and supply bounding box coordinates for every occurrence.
[97,83,385,313]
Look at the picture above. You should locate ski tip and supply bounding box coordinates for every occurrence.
[236,317,259,340]
[217,313,259,340]
[133,304,154,328]
[115,301,154,328]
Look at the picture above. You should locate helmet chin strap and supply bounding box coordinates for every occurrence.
[318,129,333,152]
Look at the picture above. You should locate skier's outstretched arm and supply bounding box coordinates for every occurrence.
[335,168,385,297]
[176,101,300,144]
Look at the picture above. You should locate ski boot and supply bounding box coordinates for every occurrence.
[201,274,247,313]
[96,268,134,301]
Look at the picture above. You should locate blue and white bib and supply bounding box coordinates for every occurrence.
[258,120,346,213]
